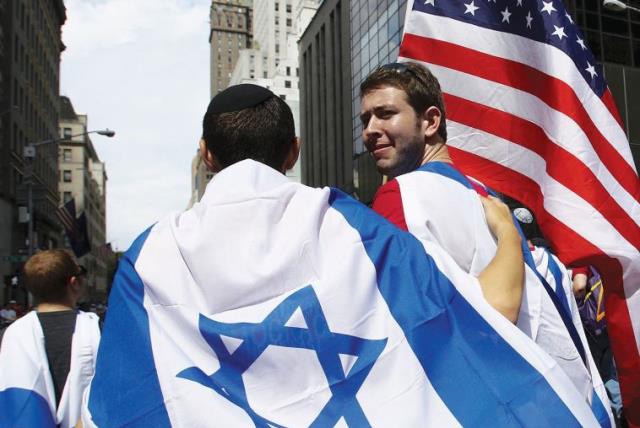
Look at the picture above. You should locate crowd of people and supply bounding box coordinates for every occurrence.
[0,62,628,427]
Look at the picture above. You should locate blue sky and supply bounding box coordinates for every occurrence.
[61,0,212,251]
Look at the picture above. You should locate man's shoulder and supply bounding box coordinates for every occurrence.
[1,312,36,340]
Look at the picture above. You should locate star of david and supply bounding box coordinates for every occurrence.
[177,285,387,427]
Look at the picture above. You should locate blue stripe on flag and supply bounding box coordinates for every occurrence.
[0,387,56,428]
[591,389,612,428]
[328,188,580,426]
[88,226,171,427]
[546,250,572,317]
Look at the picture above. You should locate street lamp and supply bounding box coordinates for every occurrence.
[23,129,115,257]
[603,0,640,13]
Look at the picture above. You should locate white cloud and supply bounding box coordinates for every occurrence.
[61,0,211,251]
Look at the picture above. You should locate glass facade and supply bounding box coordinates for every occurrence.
[566,0,640,168]
[349,0,407,202]
[567,0,640,67]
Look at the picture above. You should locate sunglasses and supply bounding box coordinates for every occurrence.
[378,62,430,89]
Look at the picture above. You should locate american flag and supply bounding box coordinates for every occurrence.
[399,0,640,425]
[56,198,91,258]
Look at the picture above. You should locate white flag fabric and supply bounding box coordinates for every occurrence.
[531,246,614,427]
[0,311,100,427]
[372,161,612,426]
[84,160,599,427]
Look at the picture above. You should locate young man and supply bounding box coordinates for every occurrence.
[0,249,101,428]
[82,84,597,426]
[360,62,612,425]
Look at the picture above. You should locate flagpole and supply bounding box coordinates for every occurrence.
[23,129,115,259]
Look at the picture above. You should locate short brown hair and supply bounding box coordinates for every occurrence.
[23,249,80,303]
[360,62,447,141]
[202,95,295,171]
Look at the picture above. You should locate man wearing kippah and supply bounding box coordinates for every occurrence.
[80,84,597,426]
[360,61,612,425]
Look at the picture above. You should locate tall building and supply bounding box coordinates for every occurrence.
[229,0,320,184]
[299,0,379,197]
[191,0,318,199]
[299,0,640,203]
[0,0,66,303]
[209,0,253,96]
[58,96,109,301]
[565,0,640,168]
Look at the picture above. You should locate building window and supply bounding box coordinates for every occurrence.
[63,127,72,138]
[286,4,292,13]
[286,66,291,76]
[63,148,72,162]
[286,18,292,27]
[63,170,72,182]
[275,2,279,11]
[275,44,280,53]
[280,94,286,100]
[63,191,72,203]
[285,80,291,88]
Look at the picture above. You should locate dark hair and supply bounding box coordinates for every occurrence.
[202,95,295,171]
[360,62,447,141]
[23,249,80,304]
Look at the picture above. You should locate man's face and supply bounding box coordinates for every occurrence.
[360,86,426,179]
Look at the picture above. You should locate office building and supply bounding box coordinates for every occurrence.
[566,0,640,167]
[0,0,66,303]
[299,0,352,191]
[209,0,253,96]
[58,96,109,301]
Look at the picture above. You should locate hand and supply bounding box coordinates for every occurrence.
[572,273,588,299]
[480,196,518,241]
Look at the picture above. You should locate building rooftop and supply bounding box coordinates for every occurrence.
[59,96,78,121]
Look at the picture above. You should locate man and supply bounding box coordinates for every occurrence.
[82,84,597,426]
[0,250,101,428]
[361,62,612,425]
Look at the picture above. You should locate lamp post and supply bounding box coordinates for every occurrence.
[603,0,640,13]
[24,129,115,257]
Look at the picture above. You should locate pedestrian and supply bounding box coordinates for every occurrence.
[0,250,101,427]
[360,61,612,425]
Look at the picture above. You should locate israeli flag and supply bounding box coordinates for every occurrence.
[0,311,100,428]
[83,160,599,427]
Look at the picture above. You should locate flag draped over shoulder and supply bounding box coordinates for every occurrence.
[55,198,91,258]
[398,1,640,424]
[84,160,599,427]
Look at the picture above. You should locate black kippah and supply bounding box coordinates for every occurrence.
[206,84,274,115]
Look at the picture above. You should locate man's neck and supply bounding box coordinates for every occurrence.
[36,302,75,313]
[421,141,452,166]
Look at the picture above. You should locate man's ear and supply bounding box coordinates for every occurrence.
[282,137,301,172]
[68,275,82,298]
[199,139,223,173]
[421,106,442,140]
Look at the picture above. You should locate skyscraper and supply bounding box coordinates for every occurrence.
[0,0,66,303]
[209,0,253,96]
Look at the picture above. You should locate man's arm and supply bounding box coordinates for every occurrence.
[478,196,524,323]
